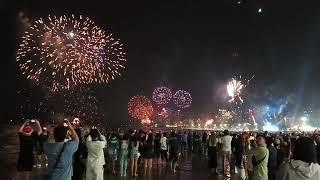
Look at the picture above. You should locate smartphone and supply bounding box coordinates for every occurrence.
[31,119,36,123]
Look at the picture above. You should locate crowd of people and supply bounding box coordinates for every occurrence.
[14,119,320,180]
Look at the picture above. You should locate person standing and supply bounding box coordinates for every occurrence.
[160,132,168,167]
[43,121,79,180]
[279,137,320,180]
[130,134,140,177]
[143,133,154,176]
[85,128,106,180]
[252,135,269,180]
[154,132,161,166]
[169,132,180,173]
[72,128,87,180]
[16,119,42,180]
[208,132,218,174]
[266,137,277,180]
[182,131,188,153]
[220,130,232,176]
[202,132,208,156]
[119,133,129,177]
[314,136,320,165]
[234,135,246,180]
[108,133,119,174]
[187,131,193,152]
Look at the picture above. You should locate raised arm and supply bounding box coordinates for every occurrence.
[18,120,29,133]
[98,129,107,148]
[67,121,79,142]
[35,120,43,135]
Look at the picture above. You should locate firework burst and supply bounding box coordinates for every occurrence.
[17,14,126,91]
[152,86,172,105]
[173,90,192,109]
[227,78,244,103]
[128,95,153,120]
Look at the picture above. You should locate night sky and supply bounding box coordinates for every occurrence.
[2,0,320,126]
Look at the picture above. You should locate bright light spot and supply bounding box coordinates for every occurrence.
[300,125,316,131]
[258,8,262,13]
[206,119,214,125]
[69,32,74,37]
[301,116,307,121]
[263,122,279,131]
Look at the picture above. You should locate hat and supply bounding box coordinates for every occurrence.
[23,126,33,134]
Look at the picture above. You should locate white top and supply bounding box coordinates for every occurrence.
[86,135,107,167]
[286,160,320,180]
[221,135,232,152]
[160,136,167,150]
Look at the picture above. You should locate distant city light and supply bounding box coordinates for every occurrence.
[300,116,307,121]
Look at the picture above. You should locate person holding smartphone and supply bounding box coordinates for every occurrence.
[85,127,107,180]
[16,119,42,180]
[43,120,79,180]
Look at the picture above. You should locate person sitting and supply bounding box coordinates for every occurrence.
[280,137,320,180]
[43,121,79,180]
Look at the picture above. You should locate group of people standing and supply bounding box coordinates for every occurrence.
[191,129,320,180]
[15,120,185,180]
[14,119,320,180]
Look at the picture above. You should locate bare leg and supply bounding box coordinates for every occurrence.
[144,159,147,176]
[25,171,31,180]
[131,160,134,176]
[173,162,178,173]
[112,160,116,174]
[134,159,138,176]
[148,159,152,175]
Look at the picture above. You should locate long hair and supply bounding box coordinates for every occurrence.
[209,132,217,146]
[292,137,317,164]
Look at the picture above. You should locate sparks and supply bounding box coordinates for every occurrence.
[17,15,126,91]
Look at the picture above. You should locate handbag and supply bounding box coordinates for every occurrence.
[43,143,66,180]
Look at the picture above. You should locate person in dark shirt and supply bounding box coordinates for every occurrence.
[315,136,320,165]
[266,137,277,180]
[37,127,48,168]
[154,132,161,166]
[187,131,193,151]
[72,128,87,180]
[143,133,154,176]
[16,119,42,180]
[169,132,180,173]
[202,132,208,156]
